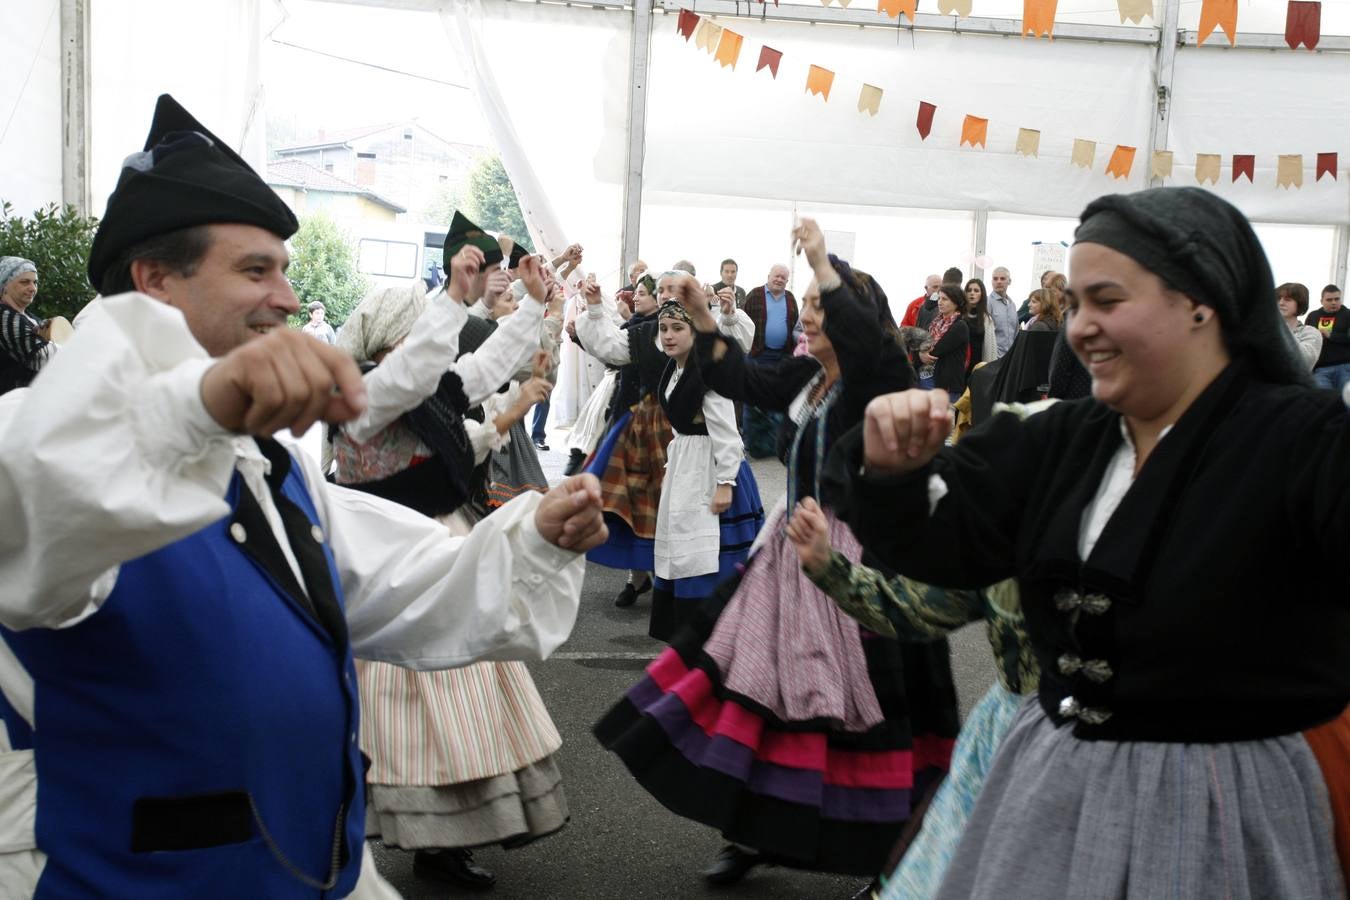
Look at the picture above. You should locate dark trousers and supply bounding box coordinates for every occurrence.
[743,348,786,458]
[531,399,550,444]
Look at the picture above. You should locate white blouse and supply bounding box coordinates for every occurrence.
[575,304,755,366]
[664,365,742,485]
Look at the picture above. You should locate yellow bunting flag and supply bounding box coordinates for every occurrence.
[1106,145,1137,179]
[1071,139,1096,169]
[1195,153,1221,185]
[939,0,973,14]
[858,85,884,116]
[961,116,989,149]
[1151,150,1174,179]
[1198,0,1237,45]
[714,29,743,69]
[1015,128,1041,157]
[879,0,918,19]
[1117,0,1152,23]
[1023,0,1059,37]
[1277,154,1304,189]
[806,65,835,102]
[838,0,853,7]
[695,19,722,53]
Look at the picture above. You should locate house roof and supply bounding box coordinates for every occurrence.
[273,121,483,158]
[265,159,407,213]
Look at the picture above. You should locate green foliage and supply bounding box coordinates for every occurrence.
[0,201,99,320]
[286,213,368,329]
[461,155,534,253]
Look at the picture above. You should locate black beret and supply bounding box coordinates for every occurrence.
[88,94,298,293]
[443,211,503,267]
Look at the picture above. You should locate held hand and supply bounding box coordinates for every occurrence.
[450,245,486,298]
[534,474,609,551]
[200,329,368,437]
[34,321,53,341]
[581,277,603,307]
[518,254,547,302]
[786,497,832,575]
[530,349,552,380]
[484,268,512,304]
[565,321,579,342]
[673,273,718,333]
[919,351,937,365]
[518,376,553,411]
[862,389,951,477]
[616,302,632,322]
[792,218,829,271]
[566,243,583,265]
[717,288,736,317]
[710,483,733,515]
[547,283,566,317]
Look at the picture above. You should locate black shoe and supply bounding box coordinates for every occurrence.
[564,449,586,476]
[534,439,550,451]
[413,849,496,891]
[848,879,881,899]
[614,576,652,608]
[703,845,764,886]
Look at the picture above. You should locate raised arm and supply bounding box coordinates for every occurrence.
[575,288,634,366]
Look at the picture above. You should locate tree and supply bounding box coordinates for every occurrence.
[462,154,534,253]
[0,201,99,321]
[285,213,368,329]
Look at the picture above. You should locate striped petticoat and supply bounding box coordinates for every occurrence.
[486,420,549,509]
[930,700,1347,900]
[649,459,764,643]
[583,395,673,572]
[594,518,961,876]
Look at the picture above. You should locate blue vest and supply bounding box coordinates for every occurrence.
[1,452,365,898]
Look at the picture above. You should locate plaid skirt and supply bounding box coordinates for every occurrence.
[584,395,673,571]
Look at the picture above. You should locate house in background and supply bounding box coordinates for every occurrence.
[271,122,486,222]
[265,159,406,227]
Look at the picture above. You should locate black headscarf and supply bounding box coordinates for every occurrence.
[88,95,298,293]
[1074,187,1310,386]
[827,254,913,388]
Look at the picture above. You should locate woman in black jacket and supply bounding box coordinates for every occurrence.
[917,285,970,402]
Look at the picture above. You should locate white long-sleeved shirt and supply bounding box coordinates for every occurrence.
[575,304,754,367]
[664,366,742,485]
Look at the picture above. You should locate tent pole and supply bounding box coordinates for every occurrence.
[1333,226,1350,291]
[972,209,988,281]
[621,0,653,280]
[1147,0,1180,189]
[60,0,91,216]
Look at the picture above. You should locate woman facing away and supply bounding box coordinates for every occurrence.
[836,186,1350,899]
[595,220,959,886]
[1277,281,1324,372]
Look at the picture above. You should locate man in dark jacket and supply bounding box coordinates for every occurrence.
[739,264,797,457]
[1305,283,1350,391]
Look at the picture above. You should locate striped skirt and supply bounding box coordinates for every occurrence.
[583,394,673,572]
[486,420,549,509]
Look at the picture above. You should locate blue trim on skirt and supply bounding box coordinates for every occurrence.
[584,412,655,571]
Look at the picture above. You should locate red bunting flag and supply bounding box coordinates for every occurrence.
[1286,1,1321,49]
[756,45,783,79]
[916,101,937,140]
[676,8,699,40]
[1317,152,1338,181]
[1233,154,1255,182]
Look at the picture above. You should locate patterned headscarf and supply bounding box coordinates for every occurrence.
[657,299,693,325]
[337,283,426,364]
[0,257,36,294]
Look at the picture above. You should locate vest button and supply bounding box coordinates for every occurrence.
[311,525,325,544]
[230,522,247,544]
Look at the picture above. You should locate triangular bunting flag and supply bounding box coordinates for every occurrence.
[1317,152,1338,181]
[1106,145,1137,179]
[1023,0,1059,37]
[1277,155,1303,189]
[695,19,722,53]
[917,101,937,140]
[879,0,918,19]
[756,46,783,79]
[1071,139,1096,169]
[1198,0,1237,45]
[714,29,743,68]
[676,8,700,40]
[1117,0,1151,23]
[1233,154,1255,182]
[1195,153,1221,184]
[1151,150,1174,179]
[806,65,835,101]
[1286,1,1321,49]
[858,84,884,116]
[1015,128,1041,157]
[961,115,989,148]
[939,0,973,13]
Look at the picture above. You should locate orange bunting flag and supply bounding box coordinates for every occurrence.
[1117,0,1151,23]
[756,46,783,79]
[1151,150,1174,179]
[1233,154,1255,182]
[1071,139,1096,169]
[806,65,835,101]
[1286,1,1321,49]
[1023,0,1059,37]
[879,0,918,19]
[858,84,884,116]
[939,0,973,14]
[695,19,722,53]
[1015,128,1041,157]
[1195,153,1221,184]
[1198,0,1237,45]
[1317,152,1338,181]
[1106,145,1137,179]
[676,8,700,40]
[917,101,937,140]
[1277,155,1304,189]
[961,116,989,149]
[714,29,743,68]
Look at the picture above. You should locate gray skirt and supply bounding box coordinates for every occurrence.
[933,701,1345,900]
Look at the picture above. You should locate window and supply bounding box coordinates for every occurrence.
[438,174,449,183]
[324,163,334,173]
[358,239,419,278]
[357,152,376,160]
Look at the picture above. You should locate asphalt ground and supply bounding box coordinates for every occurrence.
[372,439,998,900]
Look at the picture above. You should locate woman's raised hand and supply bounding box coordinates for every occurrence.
[673,273,718,333]
[862,389,952,476]
[792,218,829,270]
